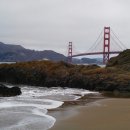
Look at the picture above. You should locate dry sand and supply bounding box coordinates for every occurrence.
[50,98,130,130]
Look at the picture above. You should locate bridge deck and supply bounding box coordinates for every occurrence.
[71,51,122,57]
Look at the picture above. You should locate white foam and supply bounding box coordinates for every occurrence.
[0,99,63,110]
[81,91,99,96]
[19,87,99,102]
[0,97,63,130]
[0,100,59,130]
[0,86,99,130]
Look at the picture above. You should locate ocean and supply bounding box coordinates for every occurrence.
[0,85,98,130]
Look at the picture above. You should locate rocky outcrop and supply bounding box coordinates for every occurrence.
[0,49,130,94]
[107,49,130,70]
[0,84,21,97]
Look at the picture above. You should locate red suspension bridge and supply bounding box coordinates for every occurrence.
[67,27,127,64]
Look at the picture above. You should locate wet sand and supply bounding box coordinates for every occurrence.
[50,98,130,130]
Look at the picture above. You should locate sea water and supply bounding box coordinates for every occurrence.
[0,85,98,130]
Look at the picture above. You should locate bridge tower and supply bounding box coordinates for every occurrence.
[67,42,72,63]
[103,27,110,64]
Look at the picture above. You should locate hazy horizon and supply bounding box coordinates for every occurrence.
[0,0,130,56]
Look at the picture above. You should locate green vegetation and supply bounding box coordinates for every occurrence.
[107,49,130,71]
[0,49,130,93]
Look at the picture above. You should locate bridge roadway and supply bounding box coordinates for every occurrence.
[70,51,122,57]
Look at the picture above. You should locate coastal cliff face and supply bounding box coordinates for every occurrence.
[0,49,130,94]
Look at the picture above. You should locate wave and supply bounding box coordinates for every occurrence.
[0,86,99,130]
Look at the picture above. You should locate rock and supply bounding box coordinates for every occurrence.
[107,49,130,68]
[0,84,21,97]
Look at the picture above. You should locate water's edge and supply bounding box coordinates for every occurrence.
[0,85,101,130]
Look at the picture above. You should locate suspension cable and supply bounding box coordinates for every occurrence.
[87,29,103,52]
[90,37,103,52]
[111,29,127,49]
[110,34,124,50]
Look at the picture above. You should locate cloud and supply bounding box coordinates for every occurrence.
[0,0,129,55]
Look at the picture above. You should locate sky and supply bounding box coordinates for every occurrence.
[0,0,130,56]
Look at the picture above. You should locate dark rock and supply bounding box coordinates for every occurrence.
[0,84,21,97]
[0,54,130,95]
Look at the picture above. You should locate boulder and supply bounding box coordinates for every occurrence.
[0,84,21,97]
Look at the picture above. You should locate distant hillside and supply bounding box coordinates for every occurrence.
[0,42,103,64]
[0,42,66,62]
[72,57,102,64]
[81,58,102,64]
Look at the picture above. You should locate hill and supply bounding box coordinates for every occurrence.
[0,42,103,64]
[81,58,102,64]
[0,42,66,62]
[107,49,130,70]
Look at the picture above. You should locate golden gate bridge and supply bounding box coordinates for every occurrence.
[67,27,127,64]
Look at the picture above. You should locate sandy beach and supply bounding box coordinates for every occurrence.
[50,98,130,130]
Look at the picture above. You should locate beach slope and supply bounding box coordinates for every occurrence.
[50,99,130,130]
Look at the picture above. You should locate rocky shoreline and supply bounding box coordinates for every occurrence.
[0,84,21,97]
[0,49,130,95]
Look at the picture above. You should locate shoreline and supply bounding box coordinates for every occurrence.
[49,98,130,130]
[48,92,104,119]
